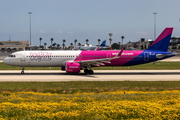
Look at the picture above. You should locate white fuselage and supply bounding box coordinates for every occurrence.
[3,50,81,67]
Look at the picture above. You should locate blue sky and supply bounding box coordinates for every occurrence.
[1,0,180,47]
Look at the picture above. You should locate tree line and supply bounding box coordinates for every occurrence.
[38,36,125,50]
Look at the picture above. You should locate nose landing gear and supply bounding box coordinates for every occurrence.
[21,67,24,74]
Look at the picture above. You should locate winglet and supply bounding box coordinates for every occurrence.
[114,47,125,58]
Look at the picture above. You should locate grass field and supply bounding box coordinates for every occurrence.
[1,61,180,70]
[0,81,180,93]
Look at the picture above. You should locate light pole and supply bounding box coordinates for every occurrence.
[28,12,32,46]
[153,12,157,41]
[109,33,113,50]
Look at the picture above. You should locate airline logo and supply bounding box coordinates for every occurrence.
[30,52,52,62]
[112,53,134,55]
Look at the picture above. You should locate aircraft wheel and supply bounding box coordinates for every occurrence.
[21,67,25,74]
[84,69,89,74]
[88,70,94,75]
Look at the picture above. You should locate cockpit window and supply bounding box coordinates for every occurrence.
[9,55,16,58]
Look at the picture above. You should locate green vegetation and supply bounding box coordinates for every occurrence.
[0,81,180,93]
[1,61,180,70]
[0,62,60,70]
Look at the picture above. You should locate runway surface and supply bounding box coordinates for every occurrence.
[0,70,180,82]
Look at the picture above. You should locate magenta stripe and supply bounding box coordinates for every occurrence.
[74,50,143,66]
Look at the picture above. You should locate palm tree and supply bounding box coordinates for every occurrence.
[62,43,65,50]
[62,39,66,49]
[39,37,42,47]
[50,38,53,46]
[51,43,56,49]
[44,43,47,49]
[57,44,60,49]
[121,36,124,45]
[74,39,77,50]
[98,39,101,46]
[52,43,57,47]
[70,43,73,48]
[74,39,77,46]
[78,43,81,46]
[86,39,89,45]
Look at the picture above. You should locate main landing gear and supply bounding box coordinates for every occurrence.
[84,68,94,75]
[21,67,24,74]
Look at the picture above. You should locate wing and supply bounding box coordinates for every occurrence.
[75,47,125,67]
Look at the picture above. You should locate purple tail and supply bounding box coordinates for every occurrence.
[147,27,173,52]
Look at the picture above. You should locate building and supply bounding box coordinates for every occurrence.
[0,41,29,52]
[126,39,154,50]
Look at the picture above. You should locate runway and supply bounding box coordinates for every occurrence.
[0,70,180,82]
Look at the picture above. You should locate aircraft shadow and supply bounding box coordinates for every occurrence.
[0,72,98,78]
[94,72,180,75]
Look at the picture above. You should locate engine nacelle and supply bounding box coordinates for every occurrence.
[66,62,81,73]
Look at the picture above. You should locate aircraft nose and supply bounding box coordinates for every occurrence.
[3,58,8,65]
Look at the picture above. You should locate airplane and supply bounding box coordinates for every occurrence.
[3,27,175,75]
[99,40,106,47]
[72,40,106,50]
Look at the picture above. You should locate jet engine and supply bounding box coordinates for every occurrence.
[66,62,81,73]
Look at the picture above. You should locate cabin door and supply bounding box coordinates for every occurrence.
[107,53,111,58]
[78,54,82,60]
[20,53,26,66]
[144,52,149,61]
